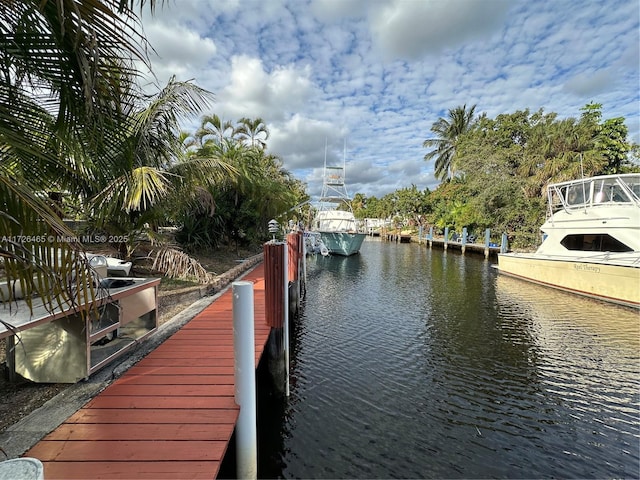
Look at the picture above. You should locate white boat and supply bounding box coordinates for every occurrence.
[311,143,366,256]
[304,231,329,256]
[87,253,132,277]
[497,173,640,309]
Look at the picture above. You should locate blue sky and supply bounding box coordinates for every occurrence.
[139,0,639,199]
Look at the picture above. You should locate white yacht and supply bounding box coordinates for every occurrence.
[312,143,366,256]
[498,173,640,309]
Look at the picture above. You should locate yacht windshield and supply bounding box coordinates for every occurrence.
[549,174,640,212]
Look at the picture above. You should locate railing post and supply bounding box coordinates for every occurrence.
[233,281,257,480]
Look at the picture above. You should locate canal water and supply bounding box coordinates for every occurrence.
[257,238,639,479]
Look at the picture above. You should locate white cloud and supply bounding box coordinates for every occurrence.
[219,56,314,121]
[369,0,511,60]
[137,20,218,89]
[564,70,616,96]
[140,0,640,198]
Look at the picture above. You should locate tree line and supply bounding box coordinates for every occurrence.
[352,103,639,247]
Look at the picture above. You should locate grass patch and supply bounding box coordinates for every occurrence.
[159,276,200,291]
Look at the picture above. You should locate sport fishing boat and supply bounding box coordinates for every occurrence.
[497,173,640,309]
[311,143,366,256]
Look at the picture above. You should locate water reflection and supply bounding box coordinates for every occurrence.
[259,239,639,479]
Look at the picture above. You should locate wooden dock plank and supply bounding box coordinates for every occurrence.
[129,357,236,367]
[46,423,233,441]
[112,374,235,385]
[28,440,227,461]
[41,461,219,480]
[84,391,236,410]
[100,383,236,397]
[24,263,270,480]
[145,349,236,358]
[65,408,239,425]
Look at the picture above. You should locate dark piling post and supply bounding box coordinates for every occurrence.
[264,241,287,394]
[500,233,509,254]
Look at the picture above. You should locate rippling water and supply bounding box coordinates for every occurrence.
[258,239,639,479]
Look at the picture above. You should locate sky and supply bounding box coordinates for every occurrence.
[138,0,640,200]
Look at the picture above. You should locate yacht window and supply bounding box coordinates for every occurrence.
[560,234,632,252]
[594,180,629,203]
[566,185,586,206]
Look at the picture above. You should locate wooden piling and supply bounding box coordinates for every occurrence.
[263,243,284,328]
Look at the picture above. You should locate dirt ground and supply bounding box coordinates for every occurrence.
[0,244,262,434]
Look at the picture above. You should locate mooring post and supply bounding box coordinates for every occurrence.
[500,232,509,253]
[283,242,290,397]
[462,227,468,254]
[232,281,257,480]
[302,231,307,295]
[429,226,434,248]
[484,228,491,258]
[418,225,423,245]
[444,226,449,251]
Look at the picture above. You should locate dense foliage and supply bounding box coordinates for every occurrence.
[1,0,158,306]
[1,1,305,302]
[176,117,308,251]
[354,103,639,248]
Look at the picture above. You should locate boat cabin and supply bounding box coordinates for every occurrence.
[314,209,359,233]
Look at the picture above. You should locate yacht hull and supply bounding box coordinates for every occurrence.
[318,231,366,256]
[498,253,640,309]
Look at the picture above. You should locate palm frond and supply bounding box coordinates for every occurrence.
[151,246,212,284]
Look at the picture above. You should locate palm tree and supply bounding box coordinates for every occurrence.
[196,114,236,146]
[236,117,269,149]
[423,104,477,181]
[85,77,239,261]
[522,116,606,196]
[0,0,154,310]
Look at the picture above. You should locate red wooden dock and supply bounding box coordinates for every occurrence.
[24,263,270,479]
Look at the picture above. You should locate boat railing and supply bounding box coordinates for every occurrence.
[547,173,640,215]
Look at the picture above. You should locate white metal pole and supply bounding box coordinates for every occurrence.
[232,281,257,480]
[283,242,290,397]
[302,233,307,289]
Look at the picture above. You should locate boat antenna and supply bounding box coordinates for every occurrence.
[324,137,328,171]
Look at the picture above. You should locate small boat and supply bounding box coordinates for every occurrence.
[311,142,366,256]
[497,173,640,309]
[304,231,329,256]
[88,253,133,277]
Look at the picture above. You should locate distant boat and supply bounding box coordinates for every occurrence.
[311,142,366,256]
[497,173,640,309]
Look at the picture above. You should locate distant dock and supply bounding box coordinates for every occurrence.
[422,237,502,257]
[381,226,507,258]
